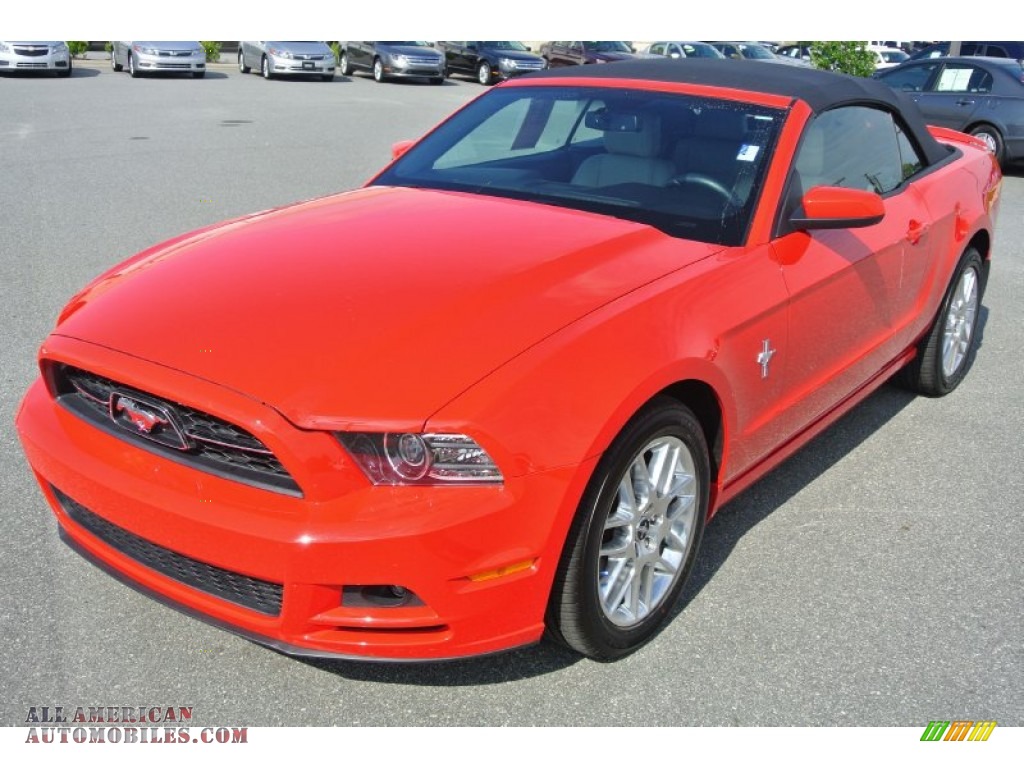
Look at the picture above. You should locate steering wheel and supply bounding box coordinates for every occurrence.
[666,172,735,204]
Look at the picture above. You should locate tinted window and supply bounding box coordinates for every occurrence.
[795,106,904,194]
[895,122,924,180]
[879,62,939,92]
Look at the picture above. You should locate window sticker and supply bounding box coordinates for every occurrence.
[737,144,760,162]
[936,67,972,92]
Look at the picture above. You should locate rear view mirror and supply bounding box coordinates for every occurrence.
[585,109,641,132]
[391,140,415,160]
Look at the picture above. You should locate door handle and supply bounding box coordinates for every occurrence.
[907,220,929,245]
[956,99,975,107]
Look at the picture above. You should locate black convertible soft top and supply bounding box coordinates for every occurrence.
[525,59,950,166]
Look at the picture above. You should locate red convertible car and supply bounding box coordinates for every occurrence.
[16,60,1001,661]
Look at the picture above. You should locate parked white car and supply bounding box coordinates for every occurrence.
[868,45,908,70]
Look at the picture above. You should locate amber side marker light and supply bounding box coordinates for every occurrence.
[468,559,536,583]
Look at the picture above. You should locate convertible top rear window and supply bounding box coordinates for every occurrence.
[373,86,787,246]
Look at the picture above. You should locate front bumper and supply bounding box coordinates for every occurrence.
[268,54,334,75]
[0,48,69,72]
[132,49,205,73]
[16,337,591,660]
[383,57,444,78]
[497,60,545,79]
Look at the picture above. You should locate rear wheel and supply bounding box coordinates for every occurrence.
[901,246,985,396]
[111,50,123,72]
[969,124,1005,166]
[547,398,709,660]
[238,50,250,73]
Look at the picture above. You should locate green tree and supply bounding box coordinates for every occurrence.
[199,41,222,63]
[810,41,876,77]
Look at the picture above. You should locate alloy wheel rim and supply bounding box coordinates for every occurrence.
[598,435,698,627]
[479,63,489,84]
[941,265,979,378]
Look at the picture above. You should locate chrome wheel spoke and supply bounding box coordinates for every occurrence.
[941,266,980,377]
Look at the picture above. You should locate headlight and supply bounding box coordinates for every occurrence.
[134,45,158,55]
[268,48,293,59]
[337,433,503,485]
[391,54,408,65]
[52,42,68,52]
[499,57,516,69]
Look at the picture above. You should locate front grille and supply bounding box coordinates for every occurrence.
[402,56,442,67]
[53,486,284,616]
[16,63,49,69]
[150,63,191,69]
[157,50,194,57]
[14,46,49,57]
[52,363,301,495]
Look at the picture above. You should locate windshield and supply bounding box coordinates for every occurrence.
[372,86,785,246]
[738,43,776,60]
[481,41,528,51]
[585,41,632,53]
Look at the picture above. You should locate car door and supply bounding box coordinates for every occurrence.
[771,105,931,432]
[916,61,995,131]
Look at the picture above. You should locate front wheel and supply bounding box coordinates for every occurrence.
[477,60,493,85]
[900,246,985,397]
[372,57,385,82]
[339,52,351,76]
[128,54,140,78]
[261,55,273,80]
[547,398,709,660]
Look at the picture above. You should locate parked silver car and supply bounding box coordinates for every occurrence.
[111,42,206,78]
[0,41,71,77]
[238,41,335,81]
[644,41,724,59]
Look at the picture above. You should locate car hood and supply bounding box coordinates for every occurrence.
[380,45,442,58]
[267,41,331,55]
[590,52,638,62]
[485,49,542,61]
[55,186,716,429]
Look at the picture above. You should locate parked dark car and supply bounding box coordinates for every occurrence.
[339,41,444,84]
[439,41,545,84]
[909,41,1024,64]
[540,41,639,67]
[875,56,1024,165]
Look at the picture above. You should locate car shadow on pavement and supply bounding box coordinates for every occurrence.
[297,308,990,685]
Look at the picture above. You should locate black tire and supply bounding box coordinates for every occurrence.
[58,60,71,78]
[261,55,273,80]
[429,76,443,85]
[238,50,250,74]
[900,246,986,397]
[372,57,385,83]
[321,73,333,82]
[193,71,205,79]
[547,398,709,660]
[477,60,493,86]
[339,51,351,76]
[111,50,123,72]
[128,54,140,78]
[969,124,1005,166]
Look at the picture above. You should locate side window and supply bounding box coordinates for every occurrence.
[934,64,992,93]
[794,106,904,194]
[983,45,1008,58]
[650,43,665,56]
[881,62,939,92]
[895,122,924,180]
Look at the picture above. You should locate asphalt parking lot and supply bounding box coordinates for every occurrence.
[1,59,1022,727]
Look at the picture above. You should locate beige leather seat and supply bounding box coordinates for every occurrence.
[572,114,674,187]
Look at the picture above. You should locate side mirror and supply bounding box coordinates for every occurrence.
[670,52,681,59]
[789,186,885,230]
[391,139,415,161]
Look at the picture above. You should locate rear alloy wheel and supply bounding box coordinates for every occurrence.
[547,398,709,660]
[969,124,1005,166]
[373,57,385,83]
[901,246,985,396]
[477,60,493,85]
[111,50,123,72]
[238,50,250,73]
